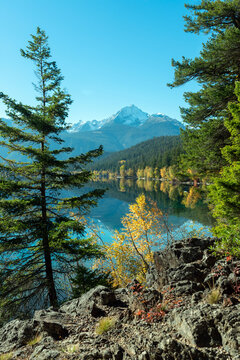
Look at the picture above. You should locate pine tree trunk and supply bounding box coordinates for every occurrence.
[41,175,58,308]
[41,137,58,308]
[39,59,58,308]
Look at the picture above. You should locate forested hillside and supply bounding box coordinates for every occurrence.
[89,135,182,173]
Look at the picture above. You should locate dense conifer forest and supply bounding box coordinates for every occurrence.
[89,135,183,174]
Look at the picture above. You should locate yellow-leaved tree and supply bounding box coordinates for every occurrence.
[93,194,171,287]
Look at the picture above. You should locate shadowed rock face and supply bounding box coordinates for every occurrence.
[0,237,240,359]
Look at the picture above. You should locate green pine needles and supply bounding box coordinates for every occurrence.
[0,28,104,319]
[209,81,240,257]
[169,0,240,176]
[168,0,240,257]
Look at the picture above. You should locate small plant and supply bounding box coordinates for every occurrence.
[95,317,117,335]
[63,343,80,354]
[135,285,182,323]
[211,264,225,278]
[206,287,221,305]
[27,334,42,346]
[0,353,13,360]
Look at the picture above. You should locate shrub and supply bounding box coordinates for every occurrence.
[134,285,182,323]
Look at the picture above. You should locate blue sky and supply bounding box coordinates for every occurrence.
[0,0,206,124]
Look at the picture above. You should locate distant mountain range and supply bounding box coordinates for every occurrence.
[70,105,150,132]
[64,105,184,154]
[0,105,184,157]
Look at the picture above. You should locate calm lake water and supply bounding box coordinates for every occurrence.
[84,179,214,243]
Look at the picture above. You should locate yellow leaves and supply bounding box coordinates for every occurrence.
[160,167,167,179]
[92,194,166,288]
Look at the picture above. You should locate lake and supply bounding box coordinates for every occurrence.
[84,179,214,243]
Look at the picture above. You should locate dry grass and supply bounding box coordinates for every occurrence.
[206,287,221,305]
[0,353,13,360]
[95,317,117,335]
[27,334,42,346]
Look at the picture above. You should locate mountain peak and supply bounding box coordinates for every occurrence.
[106,105,149,127]
[69,106,183,133]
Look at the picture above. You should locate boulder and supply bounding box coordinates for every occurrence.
[34,310,69,340]
[60,286,116,315]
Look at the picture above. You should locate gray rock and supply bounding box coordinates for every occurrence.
[169,263,204,283]
[202,250,217,268]
[29,345,60,360]
[81,351,103,360]
[113,344,124,360]
[102,349,113,359]
[88,301,106,318]
[100,290,116,306]
[34,310,69,340]
[0,237,238,360]
[149,237,215,289]
[114,288,129,307]
[167,280,202,296]
[139,351,150,360]
[168,306,222,347]
[0,319,36,353]
[60,285,111,315]
[216,304,240,358]
[156,337,221,360]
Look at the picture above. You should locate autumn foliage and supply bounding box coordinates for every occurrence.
[132,283,182,323]
[93,194,169,287]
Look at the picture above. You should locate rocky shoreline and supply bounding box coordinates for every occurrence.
[1,237,240,360]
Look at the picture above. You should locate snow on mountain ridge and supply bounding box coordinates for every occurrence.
[69,105,181,132]
[104,105,149,127]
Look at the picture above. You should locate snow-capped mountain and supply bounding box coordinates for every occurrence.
[70,105,165,132]
[64,105,184,154]
[102,105,149,127]
[0,110,184,160]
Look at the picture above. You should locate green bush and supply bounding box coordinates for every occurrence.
[71,264,110,298]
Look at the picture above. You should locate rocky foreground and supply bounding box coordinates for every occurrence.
[1,237,240,360]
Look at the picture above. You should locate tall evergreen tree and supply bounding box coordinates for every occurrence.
[169,0,240,175]
[209,81,240,257]
[0,28,104,316]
